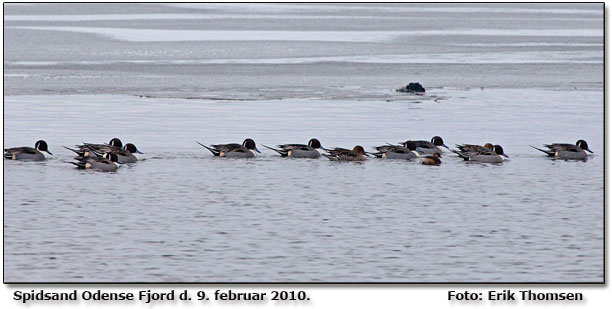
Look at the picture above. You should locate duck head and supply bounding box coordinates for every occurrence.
[308,138,323,150]
[109,138,123,148]
[352,145,366,156]
[35,140,52,155]
[493,145,509,157]
[124,143,143,154]
[576,140,593,153]
[243,138,261,153]
[403,141,417,151]
[104,152,121,164]
[431,136,449,149]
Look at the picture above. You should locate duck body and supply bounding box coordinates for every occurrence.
[372,141,419,159]
[4,140,52,161]
[455,143,493,153]
[71,153,121,172]
[324,146,367,161]
[382,150,418,159]
[531,140,592,160]
[67,140,141,163]
[553,150,588,160]
[219,149,256,158]
[109,143,142,163]
[421,153,441,166]
[70,138,123,158]
[263,138,324,158]
[197,138,261,158]
[453,144,508,163]
[467,153,504,163]
[402,136,449,154]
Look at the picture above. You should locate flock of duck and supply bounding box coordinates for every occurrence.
[3,136,594,172]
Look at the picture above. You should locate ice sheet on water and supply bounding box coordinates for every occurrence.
[11,26,603,43]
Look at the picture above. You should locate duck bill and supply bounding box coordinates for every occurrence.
[586,148,593,153]
[136,150,144,154]
[502,154,509,158]
[46,150,53,155]
[442,144,450,150]
[254,147,261,154]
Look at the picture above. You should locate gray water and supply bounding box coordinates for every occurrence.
[3,3,603,282]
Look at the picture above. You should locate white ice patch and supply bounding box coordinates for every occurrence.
[6,51,602,66]
[165,3,602,16]
[4,13,601,22]
[9,26,603,43]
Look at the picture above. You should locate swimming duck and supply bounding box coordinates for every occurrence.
[453,144,508,163]
[421,153,441,165]
[263,138,325,158]
[324,146,368,161]
[69,138,123,157]
[197,138,261,158]
[65,141,142,163]
[530,140,592,160]
[4,140,53,161]
[402,136,449,154]
[371,141,419,159]
[81,138,123,150]
[71,153,121,172]
[105,143,143,163]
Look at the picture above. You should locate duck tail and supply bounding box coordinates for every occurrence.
[196,141,220,156]
[450,149,470,161]
[322,154,337,161]
[365,151,383,158]
[67,161,86,169]
[262,144,287,156]
[530,145,554,156]
[63,146,82,154]
[65,146,101,158]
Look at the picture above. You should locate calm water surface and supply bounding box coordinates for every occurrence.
[3,3,603,282]
[4,89,603,282]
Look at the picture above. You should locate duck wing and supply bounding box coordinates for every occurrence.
[210,143,243,152]
[407,140,435,149]
[278,143,310,150]
[226,147,249,153]
[546,143,582,152]
[4,147,37,154]
[326,147,356,156]
[456,144,487,153]
[375,145,409,153]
